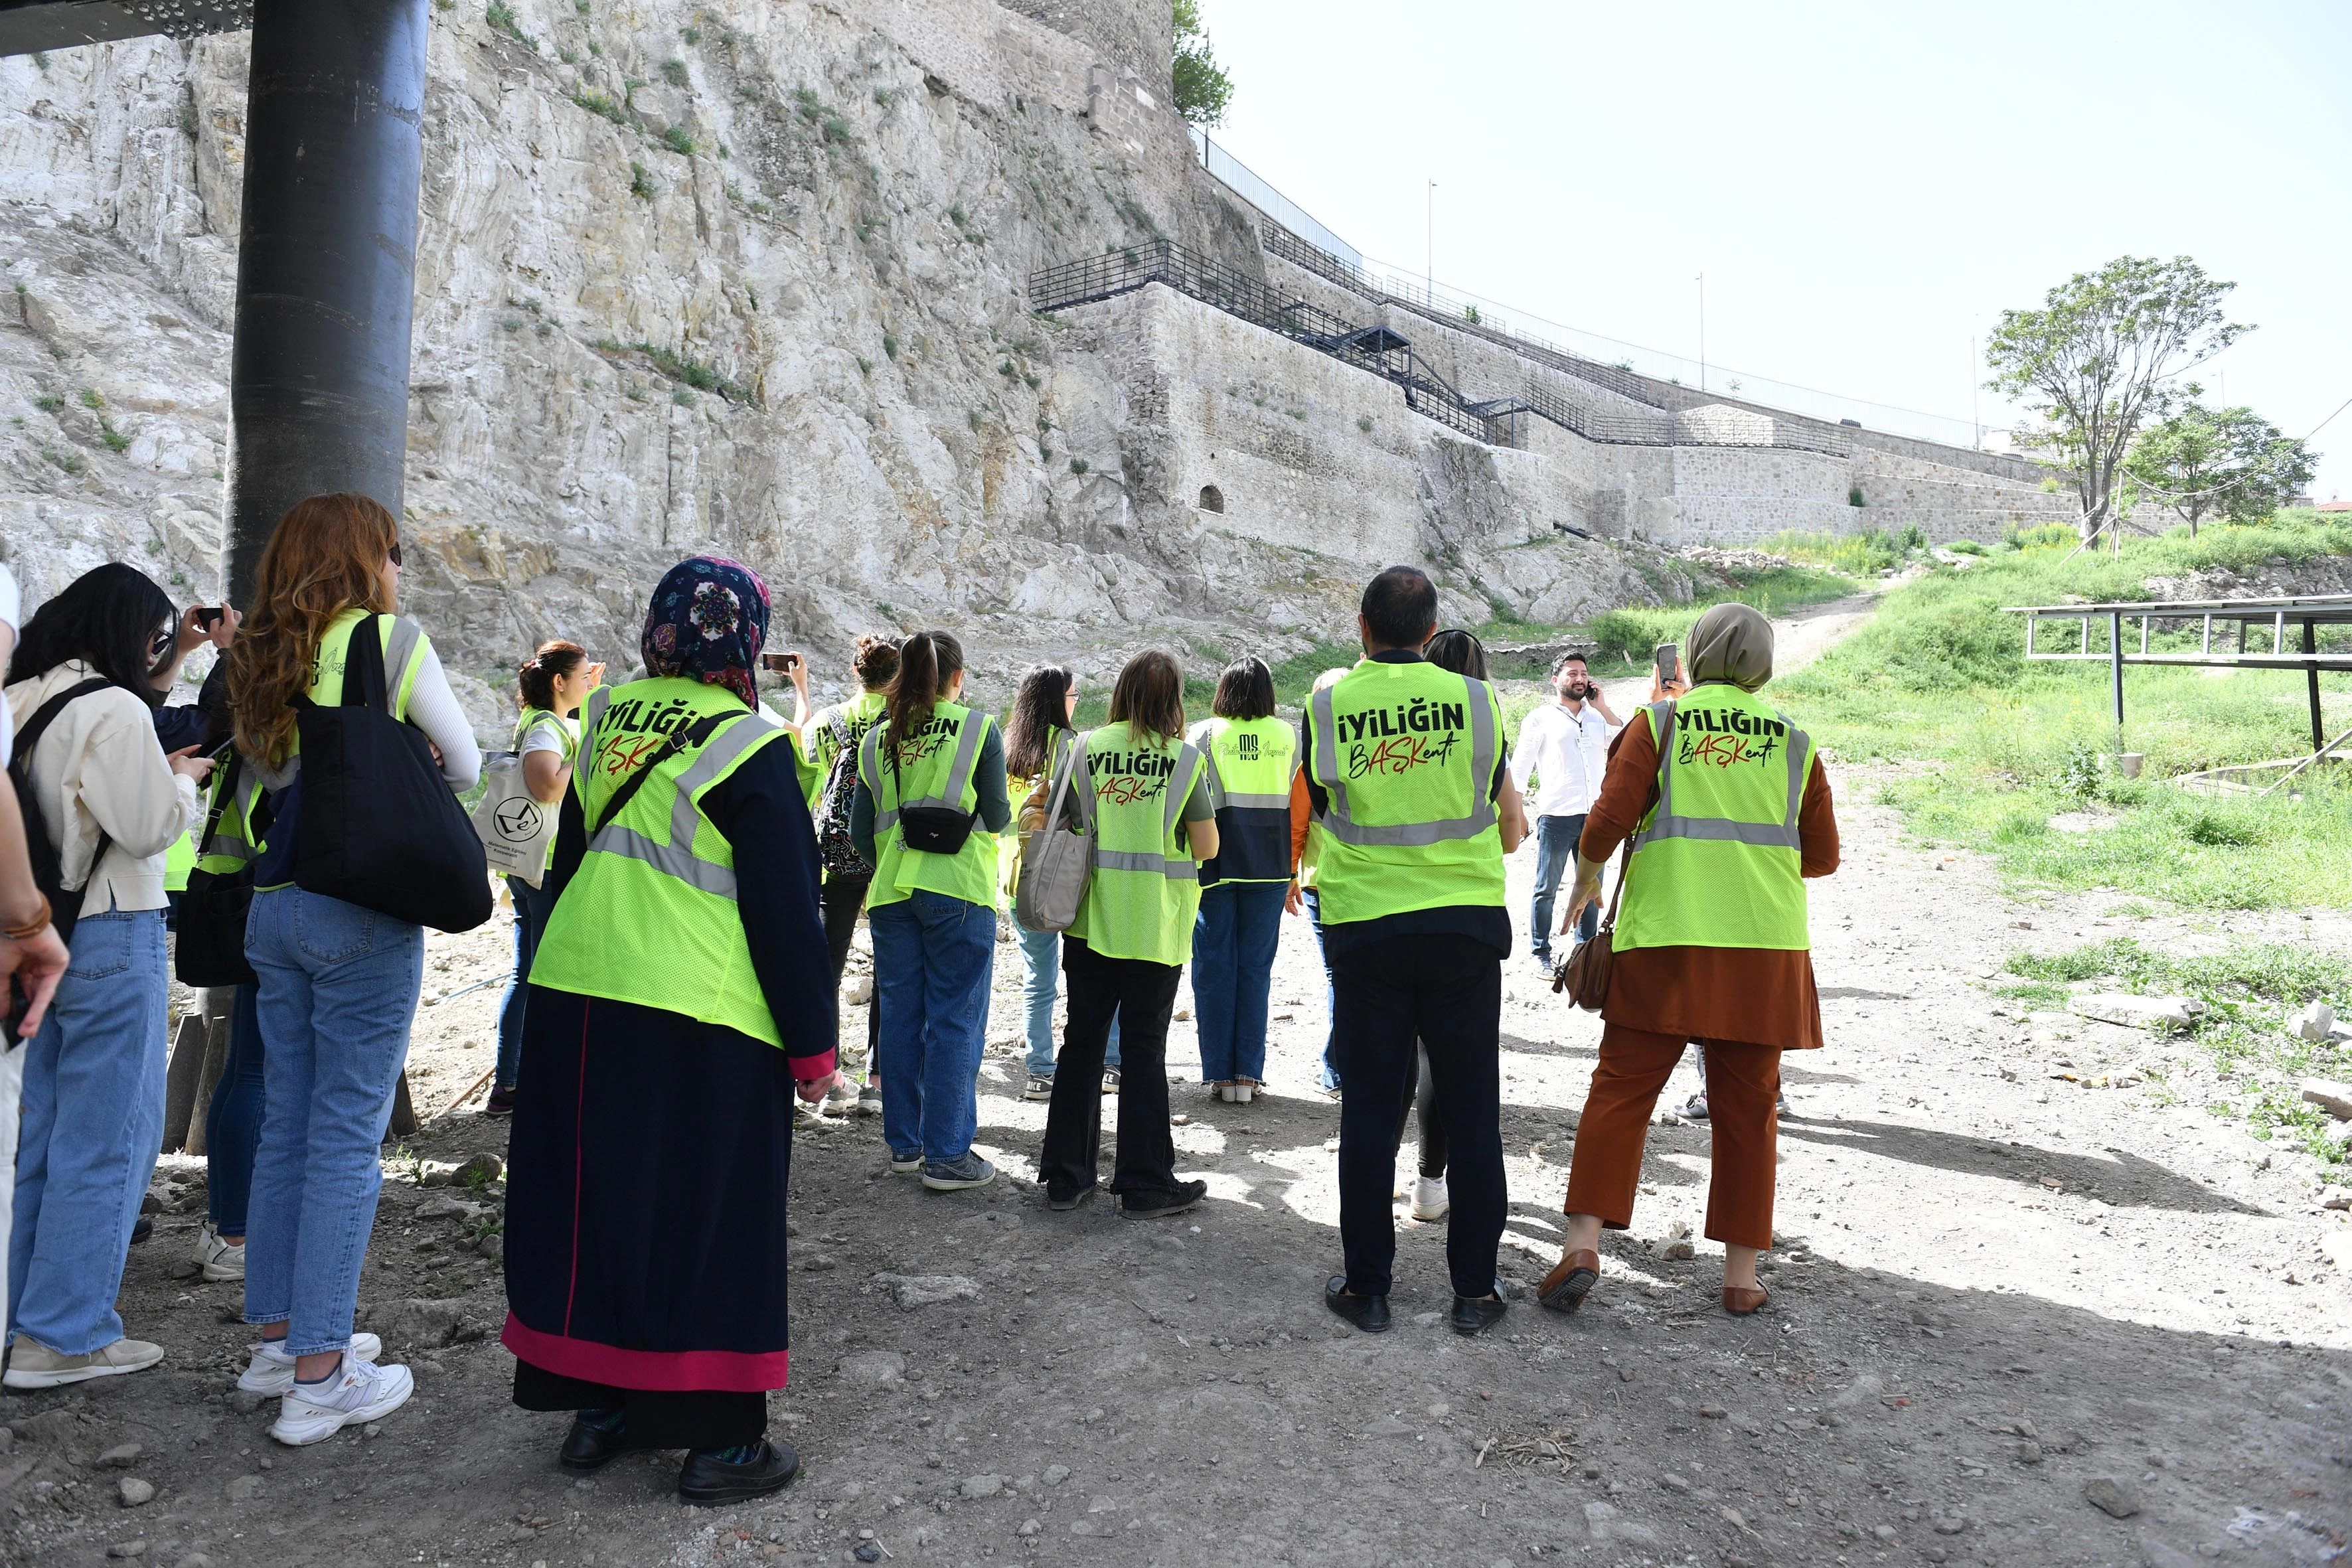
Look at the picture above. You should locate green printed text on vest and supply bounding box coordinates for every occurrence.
[1305,659,1506,925]
[1068,726,1206,965]
[530,677,794,1046]
[857,702,1000,910]
[1612,688,1814,954]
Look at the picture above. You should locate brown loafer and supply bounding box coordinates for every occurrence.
[1537,1248,1601,1314]
[1721,1285,1770,1316]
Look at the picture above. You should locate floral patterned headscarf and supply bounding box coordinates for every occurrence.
[640,556,770,708]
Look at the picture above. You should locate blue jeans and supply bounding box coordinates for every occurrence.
[1017,924,1117,1079]
[495,874,558,1090]
[1191,881,1287,1082]
[7,908,168,1354]
[1531,813,1597,961]
[204,982,264,1238]
[869,891,994,1165]
[1304,886,1339,1091]
[243,887,424,1356]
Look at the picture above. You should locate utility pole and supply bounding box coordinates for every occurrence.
[1426,181,1436,304]
[1972,334,1982,449]
[1695,273,1705,393]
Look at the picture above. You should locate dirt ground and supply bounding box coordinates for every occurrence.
[5,599,2349,1568]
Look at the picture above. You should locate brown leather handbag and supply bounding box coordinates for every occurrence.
[1553,840,1633,1012]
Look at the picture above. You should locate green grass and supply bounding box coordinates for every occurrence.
[1781,509,2352,909]
[1581,565,1857,668]
[1998,935,2351,1176]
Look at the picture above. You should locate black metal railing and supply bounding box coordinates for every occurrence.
[1030,241,1500,443]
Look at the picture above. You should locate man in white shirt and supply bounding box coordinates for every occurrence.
[1510,653,1620,973]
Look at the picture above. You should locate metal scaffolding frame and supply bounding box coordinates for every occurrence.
[2007,592,2352,767]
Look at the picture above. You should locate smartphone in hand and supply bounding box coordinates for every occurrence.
[1654,643,1680,687]
[759,652,803,674]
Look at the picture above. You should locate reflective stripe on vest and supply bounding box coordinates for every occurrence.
[578,686,774,902]
[1304,659,1508,925]
[532,676,791,1045]
[1613,688,1814,954]
[857,702,1000,909]
[1308,675,1500,847]
[1067,726,1206,965]
[858,704,987,836]
[1190,715,1296,884]
[1630,699,1810,852]
[195,763,265,873]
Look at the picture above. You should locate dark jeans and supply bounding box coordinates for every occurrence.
[1530,813,1598,961]
[1303,886,1339,1091]
[1332,932,1504,1298]
[820,875,883,1072]
[204,982,264,1238]
[495,875,558,1090]
[1038,938,1180,1204]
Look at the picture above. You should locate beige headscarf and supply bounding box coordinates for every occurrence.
[1685,602,1774,692]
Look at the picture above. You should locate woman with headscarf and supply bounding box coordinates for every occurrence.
[502,558,841,1505]
[1536,603,1838,1318]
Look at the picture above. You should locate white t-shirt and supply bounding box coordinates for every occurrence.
[1510,700,1614,819]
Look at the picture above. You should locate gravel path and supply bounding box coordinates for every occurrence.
[5,599,2349,1568]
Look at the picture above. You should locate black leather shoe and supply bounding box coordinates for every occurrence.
[1122,1179,1207,1219]
[1324,1275,1391,1334]
[1450,1289,1508,1338]
[1046,1183,1098,1212]
[558,1415,633,1473]
[678,1439,801,1505]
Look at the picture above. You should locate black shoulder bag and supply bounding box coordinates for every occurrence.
[291,617,493,933]
[7,678,114,948]
[175,750,268,988]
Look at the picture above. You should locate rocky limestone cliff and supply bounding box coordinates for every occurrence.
[1,0,1701,730]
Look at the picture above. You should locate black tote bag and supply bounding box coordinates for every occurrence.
[291,617,493,933]
[174,749,262,987]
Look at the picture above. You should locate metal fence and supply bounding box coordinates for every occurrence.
[1190,129,1364,272]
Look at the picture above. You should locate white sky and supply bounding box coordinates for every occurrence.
[1194,0,2352,499]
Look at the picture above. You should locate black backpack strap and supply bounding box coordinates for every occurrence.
[9,679,115,780]
[195,749,240,856]
[591,712,744,835]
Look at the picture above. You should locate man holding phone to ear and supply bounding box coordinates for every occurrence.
[1510,653,1621,975]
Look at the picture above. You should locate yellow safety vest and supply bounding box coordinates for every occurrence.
[1304,657,1506,925]
[1188,715,1297,885]
[530,676,794,1045]
[1067,726,1206,965]
[858,701,1000,911]
[1614,688,1814,953]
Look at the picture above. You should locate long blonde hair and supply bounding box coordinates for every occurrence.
[228,493,400,765]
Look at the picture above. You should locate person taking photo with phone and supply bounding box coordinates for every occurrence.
[1511,652,1619,977]
[5,564,210,1389]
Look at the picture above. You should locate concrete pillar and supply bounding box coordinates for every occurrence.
[222,0,431,605]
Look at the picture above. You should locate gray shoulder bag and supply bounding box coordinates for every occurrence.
[1013,729,1093,934]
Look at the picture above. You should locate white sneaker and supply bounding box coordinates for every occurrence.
[1233,1080,1256,1105]
[268,1354,414,1446]
[238,1333,386,1395]
[197,1223,246,1283]
[1411,1176,1450,1221]
[2,1336,163,1389]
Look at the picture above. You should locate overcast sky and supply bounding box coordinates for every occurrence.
[1193,0,2352,499]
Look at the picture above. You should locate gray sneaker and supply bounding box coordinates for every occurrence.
[920,1152,996,1192]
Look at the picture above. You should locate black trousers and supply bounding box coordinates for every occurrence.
[1038,937,1180,1204]
[1396,1042,1447,1179]
[1332,933,1504,1298]
[820,874,882,1069]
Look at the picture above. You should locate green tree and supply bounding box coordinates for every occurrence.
[2123,400,2317,535]
[1172,0,1233,127]
[1985,256,2250,552]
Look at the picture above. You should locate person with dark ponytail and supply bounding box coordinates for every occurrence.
[801,635,900,1114]
[850,632,1010,1192]
[485,640,601,1117]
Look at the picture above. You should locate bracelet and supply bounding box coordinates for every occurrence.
[3,894,51,941]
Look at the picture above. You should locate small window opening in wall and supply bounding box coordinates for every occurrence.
[1198,484,1225,514]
